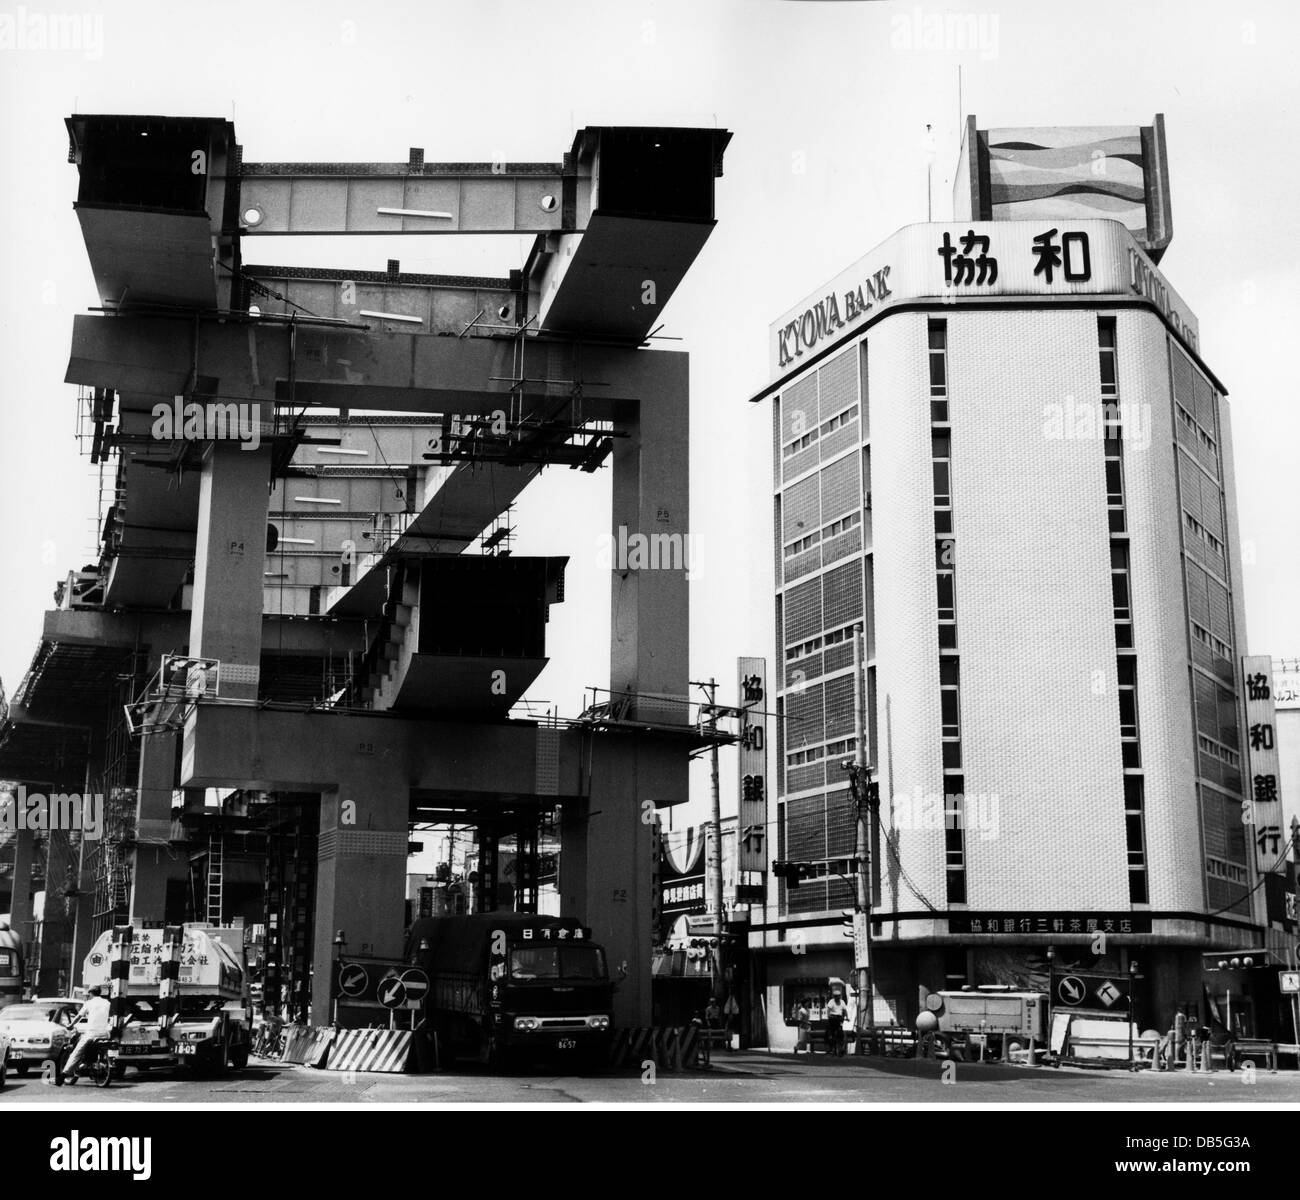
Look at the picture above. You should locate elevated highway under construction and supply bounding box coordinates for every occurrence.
[0,114,732,1026]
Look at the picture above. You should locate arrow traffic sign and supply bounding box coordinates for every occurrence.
[377,975,407,1010]
[1057,975,1086,1006]
[338,962,369,998]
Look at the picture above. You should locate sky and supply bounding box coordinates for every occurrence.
[0,0,1297,829]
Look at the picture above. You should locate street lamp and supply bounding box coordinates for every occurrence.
[1128,958,1139,1070]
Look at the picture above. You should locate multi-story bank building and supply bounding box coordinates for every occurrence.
[748,117,1296,1048]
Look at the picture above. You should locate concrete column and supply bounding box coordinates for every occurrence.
[68,831,98,988]
[8,829,36,961]
[129,730,187,925]
[190,441,272,701]
[568,737,681,1027]
[609,359,690,713]
[580,358,689,1026]
[310,774,409,1026]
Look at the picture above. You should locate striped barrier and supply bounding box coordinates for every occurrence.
[609,1026,702,1071]
[279,1026,317,1065]
[306,1028,335,1068]
[318,1029,414,1074]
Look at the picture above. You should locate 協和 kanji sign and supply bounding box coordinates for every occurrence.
[1242,655,1285,879]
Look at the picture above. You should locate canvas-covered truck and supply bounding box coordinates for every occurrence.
[81,925,251,1074]
[406,914,615,1069]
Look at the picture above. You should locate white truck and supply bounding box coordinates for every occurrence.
[82,924,251,1075]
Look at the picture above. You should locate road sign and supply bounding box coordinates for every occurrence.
[338,962,368,998]
[1057,976,1087,1006]
[1095,980,1122,1008]
[377,975,407,1010]
[399,968,430,1006]
[1280,970,1300,994]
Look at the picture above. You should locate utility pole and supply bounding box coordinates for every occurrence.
[847,626,877,1053]
[705,677,725,997]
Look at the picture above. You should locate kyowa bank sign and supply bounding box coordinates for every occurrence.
[768,219,1199,380]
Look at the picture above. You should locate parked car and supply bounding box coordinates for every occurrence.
[0,998,82,1075]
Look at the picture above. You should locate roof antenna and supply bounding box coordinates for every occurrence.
[926,124,933,221]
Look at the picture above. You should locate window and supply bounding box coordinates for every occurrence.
[1124,775,1148,904]
[783,429,819,458]
[940,658,960,740]
[1105,456,1124,508]
[783,530,820,559]
[945,776,966,904]
[1118,656,1139,741]
[820,404,859,436]
[1098,317,1118,399]
[1111,541,1132,629]
[936,539,956,625]
[932,431,952,533]
[929,320,948,422]
[823,511,861,540]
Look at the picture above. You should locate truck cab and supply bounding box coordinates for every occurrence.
[407,914,615,1069]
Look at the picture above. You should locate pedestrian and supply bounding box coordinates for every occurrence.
[826,988,849,1055]
[793,996,812,1054]
[61,985,111,1084]
[704,995,722,1029]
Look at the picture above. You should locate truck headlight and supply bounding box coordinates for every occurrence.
[513,1017,540,1032]
[586,1015,611,1031]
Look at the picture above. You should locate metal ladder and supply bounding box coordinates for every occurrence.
[206,833,224,924]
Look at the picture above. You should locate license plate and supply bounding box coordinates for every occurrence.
[557,1038,577,1051]
[179,1044,196,1055]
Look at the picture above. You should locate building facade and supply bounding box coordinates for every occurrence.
[748,203,1283,1046]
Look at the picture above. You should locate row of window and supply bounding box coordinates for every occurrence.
[784,621,860,663]
[1197,733,1241,769]
[782,510,862,560]
[1101,317,1149,905]
[1184,511,1224,556]
[931,321,966,905]
[1191,620,1232,660]
[780,403,860,460]
[786,736,856,769]
[1177,403,1217,456]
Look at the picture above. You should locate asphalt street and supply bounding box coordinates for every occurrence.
[3,1051,1299,1104]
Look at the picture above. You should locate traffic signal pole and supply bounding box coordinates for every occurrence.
[706,678,725,999]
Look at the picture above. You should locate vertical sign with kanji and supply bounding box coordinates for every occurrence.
[1242,655,1285,877]
[737,657,768,885]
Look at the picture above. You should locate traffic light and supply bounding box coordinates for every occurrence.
[841,909,855,938]
[772,861,805,889]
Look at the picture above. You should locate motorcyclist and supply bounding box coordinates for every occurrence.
[61,985,112,1084]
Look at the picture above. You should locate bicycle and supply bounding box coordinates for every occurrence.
[62,1035,116,1089]
[825,1018,847,1057]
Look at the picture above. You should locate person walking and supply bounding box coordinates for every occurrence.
[792,996,812,1054]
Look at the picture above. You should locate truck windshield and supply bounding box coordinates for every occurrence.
[509,944,607,981]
